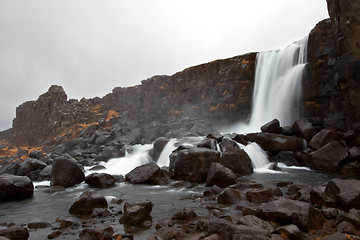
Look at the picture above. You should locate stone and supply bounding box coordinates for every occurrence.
[150,137,169,161]
[120,200,153,226]
[308,129,338,150]
[154,226,186,240]
[17,158,47,176]
[219,138,239,152]
[274,151,300,166]
[206,219,270,240]
[169,147,220,182]
[206,163,236,188]
[125,162,161,184]
[203,234,223,240]
[171,208,197,221]
[260,119,282,134]
[336,221,359,235]
[237,215,275,233]
[246,188,283,203]
[207,132,224,143]
[0,227,29,240]
[255,133,306,152]
[50,157,85,187]
[0,174,34,201]
[219,147,253,175]
[27,222,51,229]
[349,146,360,160]
[197,138,218,150]
[277,224,302,240]
[217,188,243,204]
[256,197,325,231]
[309,141,348,172]
[324,178,360,210]
[292,119,320,142]
[320,232,351,240]
[85,173,117,188]
[69,191,108,216]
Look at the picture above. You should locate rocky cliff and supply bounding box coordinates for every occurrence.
[5,0,360,146]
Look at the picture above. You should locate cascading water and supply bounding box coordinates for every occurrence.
[234,36,308,134]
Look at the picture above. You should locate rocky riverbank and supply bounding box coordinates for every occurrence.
[1,117,360,239]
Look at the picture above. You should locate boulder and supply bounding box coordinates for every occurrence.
[207,132,224,143]
[120,200,153,226]
[308,129,338,150]
[125,162,161,184]
[154,226,186,240]
[309,141,348,172]
[206,163,236,188]
[292,119,320,142]
[260,119,282,134]
[69,191,108,216]
[237,215,275,233]
[171,208,197,221]
[197,138,218,150]
[150,137,169,161]
[324,178,360,210]
[254,133,306,152]
[85,173,117,188]
[17,158,47,176]
[246,188,282,203]
[277,224,302,240]
[50,157,85,187]
[217,188,243,204]
[219,138,239,152]
[169,147,220,182]
[0,226,29,240]
[0,174,34,201]
[274,151,301,166]
[256,197,325,231]
[219,147,253,175]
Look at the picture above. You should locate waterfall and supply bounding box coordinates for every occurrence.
[234,36,308,134]
[157,139,177,167]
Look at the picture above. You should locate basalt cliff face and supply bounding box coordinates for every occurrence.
[4,0,360,146]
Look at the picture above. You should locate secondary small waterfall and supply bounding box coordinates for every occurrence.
[236,36,308,134]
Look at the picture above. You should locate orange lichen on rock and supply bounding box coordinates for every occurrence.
[106,110,120,121]
[91,104,103,116]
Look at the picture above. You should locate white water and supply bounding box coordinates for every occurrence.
[157,139,177,167]
[228,37,308,134]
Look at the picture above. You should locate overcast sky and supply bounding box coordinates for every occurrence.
[0,0,329,131]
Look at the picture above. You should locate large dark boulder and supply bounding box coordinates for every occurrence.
[85,173,117,188]
[292,119,320,142]
[324,178,360,210]
[0,174,34,201]
[217,188,243,204]
[254,133,306,152]
[256,197,325,231]
[125,162,161,184]
[50,157,85,187]
[206,162,236,188]
[169,147,220,182]
[260,119,282,134]
[17,158,47,176]
[309,129,338,150]
[309,141,348,172]
[120,200,153,226]
[0,226,29,240]
[69,191,108,216]
[219,147,253,175]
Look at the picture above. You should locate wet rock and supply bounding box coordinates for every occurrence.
[0,226,29,240]
[255,133,306,152]
[79,227,114,240]
[261,119,282,134]
[50,157,85,187]
[206,163,236,188]
[219,147,253,175]
[309,141,348,172]
[154,226,186,240]
[256,197,325,231]
[69,191,108,216]
[237,215,275,233]
[277,224,302,240]
[120,200,153,226]
[169,147,220,182]
[125,162,161,184]
[207,132,224,143]
[0,174,34,201]
[197,138,218,150]
[39,165,52,180]
[274,151,300,166]
[27,222,51,229]
[292,119,320,142]
[217,188,243,204]
[171,208,197,221]
[17,158,47,176]
[219,138,239,152]
[85,173,117,188]
[150,137,169,161]
[246,188,283,203]
[308,129,338,150]
[324,178,360,210]
[203,234,223,240]
[205,219,270,240]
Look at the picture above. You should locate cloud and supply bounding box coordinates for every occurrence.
[0,0,329,131]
